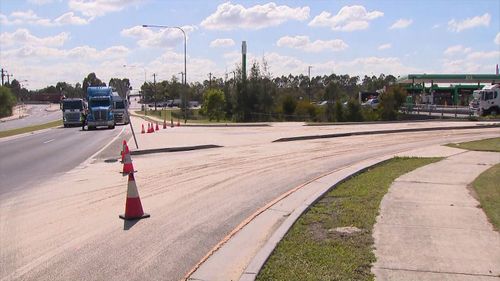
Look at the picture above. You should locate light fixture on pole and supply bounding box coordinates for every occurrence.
[142,24,187,122]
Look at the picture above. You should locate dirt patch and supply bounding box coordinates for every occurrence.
[308,222,328,242]
[328,226,362,236]
[466,183,480,202]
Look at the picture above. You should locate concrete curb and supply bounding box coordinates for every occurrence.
[304,119,492,126]
[130,144,222,155]
[238,157,392,281]
[274,124,500,142]
[186,155,394,281]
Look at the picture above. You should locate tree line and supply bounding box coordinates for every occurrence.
[3,62,407,121]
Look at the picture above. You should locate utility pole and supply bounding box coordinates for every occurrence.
[208,72,212,88]
[1,68,4,86]
[153,73,157,111]
[308,66,313,103]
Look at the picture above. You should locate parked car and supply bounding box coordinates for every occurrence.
[362,98,379,109]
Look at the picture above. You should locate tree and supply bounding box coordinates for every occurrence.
[0,86,17,118]
[282,95,296,120]
[109,78,130,98]
[201,88,226,121]
[334,100,344,122]
[82,73,105,94]
[379,85,407,120]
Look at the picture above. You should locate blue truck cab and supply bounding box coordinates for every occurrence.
[86,86,115,130]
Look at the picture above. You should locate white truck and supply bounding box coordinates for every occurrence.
[478,84,500,116]
[111,92,130,124]
[61,98,87,127]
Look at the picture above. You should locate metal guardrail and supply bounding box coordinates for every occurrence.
[401,104,477,118]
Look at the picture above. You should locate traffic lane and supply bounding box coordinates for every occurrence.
[0,125,124,196]
[0,104,61,131]
[1,129,498,281]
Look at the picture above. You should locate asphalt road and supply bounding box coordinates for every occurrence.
[0,125,498,281]
[0,104,61,131]
[0,124,126,196]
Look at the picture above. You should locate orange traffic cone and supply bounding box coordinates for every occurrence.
[163,119,167,129]
[147,123,152,133]
[122,152,135,175]
[121,140,127,161]
[119,173,150,220]
[121,141,129,163]
[155,122,159,131]
[141,124,145,134]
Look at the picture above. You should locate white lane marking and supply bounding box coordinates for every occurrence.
[43,139,55,144]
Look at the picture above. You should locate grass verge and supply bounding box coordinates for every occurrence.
[472,163,500,231]
[446,137,500,152]
[0,120,62,138]
[257,157,442,281]
[134,109,232,124]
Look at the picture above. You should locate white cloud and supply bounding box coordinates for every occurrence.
[0,9,90,26]
[222,51,415,79]
[443,45,471,56]
[210,38,235,48]
[54,12,89,25]
[121,25,196,48]
[3,45,129,60]
[200,2,310,30]
[308,5,383,31]
[68,0,144,18]
[466,50,500,60]
[441,50,499,73]
[448,13,490,32]
[389,18,412,29]
[276,35,348,52]
[378,43,391,50]
[148,50,219,83]
[495,32,500,45]
[0,29,69,47]
[0,10,52,26]
[28,0,55,4]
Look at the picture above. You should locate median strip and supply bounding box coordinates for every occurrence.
[273,124,500,142]
[0,120,62,139]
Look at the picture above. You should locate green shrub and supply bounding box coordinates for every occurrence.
[200,88,226,121]
[0,86,17,118]
[345,99,364,122]
[295,101,318,121]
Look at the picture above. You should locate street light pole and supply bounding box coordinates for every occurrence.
[308,66,313,103]
[142,24,187,122]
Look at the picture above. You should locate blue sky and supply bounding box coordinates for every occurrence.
[0,0,499,90]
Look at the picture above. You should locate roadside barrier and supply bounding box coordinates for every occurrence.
[119,173,150,220]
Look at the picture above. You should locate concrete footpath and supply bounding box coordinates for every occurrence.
[373,150,500,281]
[186,146,500,281]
